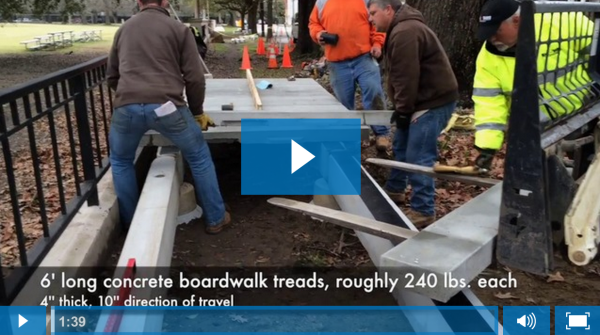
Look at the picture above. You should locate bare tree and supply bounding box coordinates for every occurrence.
[266,0,272,38]
[259,0,265,36]
[407,0,485,105]
[214,0,255,29]
[294,0,317,55]
[247,0,259,34]
[0,0,25,21]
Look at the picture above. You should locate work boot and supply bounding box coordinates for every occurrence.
[384,188,405,204]
[404,209,435,229]
[206,211,231,234]
[375,136,390,152]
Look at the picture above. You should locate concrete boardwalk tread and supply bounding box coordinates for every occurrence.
[380,184,503,303]
[203,78,346,112]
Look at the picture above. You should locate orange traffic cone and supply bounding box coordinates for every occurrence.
[281,44,293,68]
[240,45,252,70]
[267,46,278,69]
[257,38,265,56]
[269,39,278,55]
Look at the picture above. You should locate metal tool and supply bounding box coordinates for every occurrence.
[366,158,500,188]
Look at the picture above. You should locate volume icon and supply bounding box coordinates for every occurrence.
[517,313,536,329]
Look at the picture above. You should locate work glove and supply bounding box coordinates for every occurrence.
[391,112,411,130]
[474,147,496,172]
[194,114,216,131]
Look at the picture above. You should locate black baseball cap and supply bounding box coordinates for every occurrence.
[477,0,520,41]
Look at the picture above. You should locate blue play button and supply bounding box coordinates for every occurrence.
[241,118,362,195]
[0,306,46,335]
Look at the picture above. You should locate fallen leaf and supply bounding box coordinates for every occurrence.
[547,271,565,283]
[255,256,270,263]
[494,292,518,299]
[436,188,449,197]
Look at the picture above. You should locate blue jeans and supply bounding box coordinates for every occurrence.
[109,104,226,229]
[328,53,390,136]
[384,101,456,216]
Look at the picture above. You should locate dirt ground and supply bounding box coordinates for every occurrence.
[1,41,599,326]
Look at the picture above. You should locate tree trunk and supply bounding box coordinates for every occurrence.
[239,10,247,30]
[295,0,317,55]
[228,11,235,26]
[260,0,265,37]
[267,0,273,39]
[248,2,258,34]
[407,0,484,107]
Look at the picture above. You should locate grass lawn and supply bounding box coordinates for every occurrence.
[223,26,239,34]
[0,23,120,54]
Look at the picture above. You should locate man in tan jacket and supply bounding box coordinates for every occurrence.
[368,0,459,228]
[107,0,230,234]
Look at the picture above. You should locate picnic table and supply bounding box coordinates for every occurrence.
[48,31,75,47]
[19,39,42,50]
[76,30,103,42]
[19,29,103,51]
[33,35,55,49]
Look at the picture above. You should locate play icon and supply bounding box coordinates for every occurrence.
[18,315,27,328]
[0,306,45,335]
[241,118,361,195]
[291,140,315,174]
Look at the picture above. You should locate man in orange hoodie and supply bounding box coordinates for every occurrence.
[309,0,390,151]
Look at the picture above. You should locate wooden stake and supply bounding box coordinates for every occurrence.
[246,68,263,110]
[267,197,418,242]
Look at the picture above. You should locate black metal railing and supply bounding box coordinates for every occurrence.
[497,0,600,275]
[0,56,111,305]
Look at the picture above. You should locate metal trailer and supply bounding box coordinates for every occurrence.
[494,0,600,274]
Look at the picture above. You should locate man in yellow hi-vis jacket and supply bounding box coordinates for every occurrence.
[471,0,594,172]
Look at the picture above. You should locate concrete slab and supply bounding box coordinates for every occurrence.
[141,126,372,145]
[205,110,393,125]
[332,166,502,334]
[379,184,502,303]
[145,78,393,143]
[204,78,346,112]
[94,151,181,333]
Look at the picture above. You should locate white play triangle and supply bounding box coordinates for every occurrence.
[18,314,27,328]
[291,140,315,174]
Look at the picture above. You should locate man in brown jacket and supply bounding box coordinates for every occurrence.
[106,0,230,234]
[368,0,459,228]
